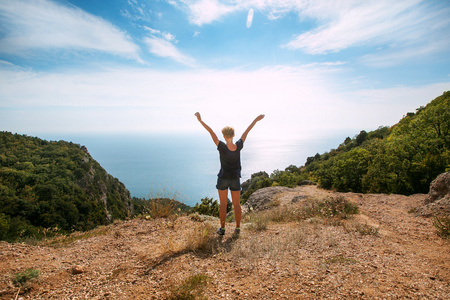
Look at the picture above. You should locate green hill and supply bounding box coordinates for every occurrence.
[0,132,133,242]
[243,91,449,198]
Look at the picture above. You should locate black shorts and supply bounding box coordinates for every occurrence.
[216,178,241,191]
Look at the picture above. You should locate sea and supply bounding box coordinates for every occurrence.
[37,133,346,207]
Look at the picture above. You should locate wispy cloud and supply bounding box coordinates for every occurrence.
[141,22,195,66]
[246,8,254,28]
[172,0,449,67]
[143,36,196,66]
[0,0,140,60]
[120,0,152,22]
[143,26,176,42]
[283,0,450,57]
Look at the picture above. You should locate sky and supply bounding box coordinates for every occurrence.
[1,0,450,141]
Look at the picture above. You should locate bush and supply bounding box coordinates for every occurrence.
[192,197,219,217]
[241,172,273,203]
[434,216,450,238]
[270,169,302,188]
[192,197,232,218]
[13,268,40,286]
[148,198,180,219]
[300,196,359,220]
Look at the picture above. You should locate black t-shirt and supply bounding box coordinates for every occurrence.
[217,139,244,179]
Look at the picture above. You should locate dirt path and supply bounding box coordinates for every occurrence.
[1,186,449,299]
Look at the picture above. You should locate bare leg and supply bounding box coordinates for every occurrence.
[231,190,241,228]
[218,189,228,229]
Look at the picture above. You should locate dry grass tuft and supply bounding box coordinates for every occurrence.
[168,273,211,300]
[342,219,380,236]
[40,226,110,247]
[160,221,218,256]
[149,198,180,219]
[245,206,299,232]
[299,196,359,220]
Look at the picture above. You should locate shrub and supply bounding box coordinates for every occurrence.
[245,205,299,231]
[270,169,302,188]
[185,223,218,254]
[192,197,219,217]
[241,172,273,203]
[13,268,40,286]
[246,213,269,231]
[434,216,450,238]
[300,196,359,220]
[354,223,379,236]
[150,198,179,218]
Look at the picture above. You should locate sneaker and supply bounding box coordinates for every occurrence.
[234,228,241,235]
[216,228,225,235]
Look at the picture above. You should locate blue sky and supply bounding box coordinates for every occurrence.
[1,0,449,141]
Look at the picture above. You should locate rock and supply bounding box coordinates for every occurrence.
[190,212,218,222]
[417,172,450,217]
[425,172,450,204]
[417,195,450,217]
[243,186,292,214]
[71,265,84,275]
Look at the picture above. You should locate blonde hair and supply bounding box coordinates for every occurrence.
[222,126,235,138]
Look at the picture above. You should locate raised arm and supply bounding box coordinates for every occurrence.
[195,112,219,146]
[241,114,265,142]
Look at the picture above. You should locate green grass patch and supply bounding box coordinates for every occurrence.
[325,255,358,265]
[13,268,40,286]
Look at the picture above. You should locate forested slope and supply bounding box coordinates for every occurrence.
[0,133,133,242]
[243,91,450,198]
[307,91,449,194]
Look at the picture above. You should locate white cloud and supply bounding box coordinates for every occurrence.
[143,36,196,66]
[171,0,449,66]
[246,8,254,28]
[143,26,176,41]
[283,0,450,56]
[360,38,450,68]
[0,0,140,60]
[121,0,152,22]
[176,0,236,25]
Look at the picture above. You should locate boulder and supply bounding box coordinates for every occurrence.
[242,186,292,214]
[417,172,450,217]
[425,172,450,204]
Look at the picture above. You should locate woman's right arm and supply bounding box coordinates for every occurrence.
[195,112,219,146]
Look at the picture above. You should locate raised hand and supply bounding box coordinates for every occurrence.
[194,112,202,122]
[255,114,265,122]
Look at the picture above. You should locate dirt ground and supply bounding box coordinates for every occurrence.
[1,185,449,299]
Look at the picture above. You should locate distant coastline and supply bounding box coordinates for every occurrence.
[31,133,347,206]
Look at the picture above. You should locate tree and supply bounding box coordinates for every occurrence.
[355,130,368,146]
[193,197,220,217]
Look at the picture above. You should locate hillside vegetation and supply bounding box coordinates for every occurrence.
[243,91,449,199]
[0,133,133,242]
